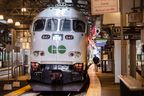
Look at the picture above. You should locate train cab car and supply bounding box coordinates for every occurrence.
[30,3,88,87]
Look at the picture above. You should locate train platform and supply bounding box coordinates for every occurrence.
[0,65,117,96]
[0,64,122,96]
[2,68,144,96]
[5,64,144,96]
[0,74,30,96]
[0,64,101,96]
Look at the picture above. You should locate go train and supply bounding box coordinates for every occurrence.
[30,3,88,86]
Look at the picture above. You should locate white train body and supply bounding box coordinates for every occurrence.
[30,4,88,84]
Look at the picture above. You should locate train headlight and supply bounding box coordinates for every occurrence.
[73,63,83,72]
[33,51,45,56]
[40,51,45,56]
[75,51,81,58]
[69,51,81,58]
[69,52,74,57]
[33,51,39,57]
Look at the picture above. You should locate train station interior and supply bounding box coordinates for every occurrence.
[0,0,144,96]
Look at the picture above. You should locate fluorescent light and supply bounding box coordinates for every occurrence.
[15,21,21,26]
[21,8,27,12]
[0,15,4,19]
[7,18,13,24]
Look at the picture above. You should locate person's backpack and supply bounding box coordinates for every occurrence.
[93,56,99,64]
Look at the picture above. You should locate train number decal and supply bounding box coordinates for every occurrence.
[41,34,50,39]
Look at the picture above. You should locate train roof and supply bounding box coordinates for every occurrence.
[35,4,85,20]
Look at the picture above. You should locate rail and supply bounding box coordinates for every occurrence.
[0,67,12,79]
[13,64,25,78]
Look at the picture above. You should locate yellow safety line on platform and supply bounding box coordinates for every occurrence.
[86,64,101,96]
[4,85,31,96]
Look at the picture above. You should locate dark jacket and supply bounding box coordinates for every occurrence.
[93,56,99,64]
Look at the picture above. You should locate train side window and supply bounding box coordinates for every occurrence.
[33,19,45,31]
[73,20,85,32]
[60,19,71,31]
[46,19,58,31]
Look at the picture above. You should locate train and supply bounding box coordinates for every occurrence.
[30,3,88,90]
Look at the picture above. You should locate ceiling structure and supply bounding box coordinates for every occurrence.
[0,0,91,29]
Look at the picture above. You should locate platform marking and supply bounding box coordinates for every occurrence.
[86,64,101,96]
[4,85,31,96]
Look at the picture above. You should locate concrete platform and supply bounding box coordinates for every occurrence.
[1,64,122,96]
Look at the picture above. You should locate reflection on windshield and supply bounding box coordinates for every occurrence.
[46,19,58,31]
[33,19,85,32]
[33,19,45,31]
[73,20,85,32]
[60,19,71,31]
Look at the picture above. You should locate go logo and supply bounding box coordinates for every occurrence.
[48,45,66,54]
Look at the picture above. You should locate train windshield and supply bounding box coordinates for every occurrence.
[46,19,58,31]
[33,19,45,31]
[73,20,85,32]
[60,19,71,31]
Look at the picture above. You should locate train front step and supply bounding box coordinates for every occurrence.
[28,79,89,92]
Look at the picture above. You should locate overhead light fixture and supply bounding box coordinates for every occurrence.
[21,8,27,12]
[0,15,4,20]
[7,18,13,24]
[15,21,21,26]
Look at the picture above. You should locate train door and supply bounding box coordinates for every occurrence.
[46,18,60,61]
[46,18,71,62]
[55,19,71,61]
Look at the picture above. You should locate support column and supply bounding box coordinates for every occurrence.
[130,40,136,78]
[114,40,121,83]
[121,40,128,75]
[120,0,128,76]
[114,40,128,83]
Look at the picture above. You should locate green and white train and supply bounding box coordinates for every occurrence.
[30,3,88,85]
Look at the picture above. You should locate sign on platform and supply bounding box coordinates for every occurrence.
[91,0,119,15]
[128,12,143,23]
